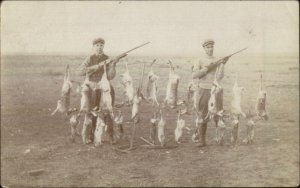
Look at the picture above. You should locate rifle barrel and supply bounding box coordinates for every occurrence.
[227,47,248,58]
[100,42,150,65]
[122,42,150,55]
[215,47,248,63]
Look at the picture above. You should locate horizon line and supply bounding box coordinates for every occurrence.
[1,51,299,58]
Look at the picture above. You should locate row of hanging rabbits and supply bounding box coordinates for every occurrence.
[51,59,183,147]
[187,67,268,145]
[143,60,268,146]
[51,59,268,147]
[51,61,125,146]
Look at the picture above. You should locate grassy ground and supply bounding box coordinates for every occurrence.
[1,54,299,187]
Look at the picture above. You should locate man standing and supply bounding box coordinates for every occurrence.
[192,39,229,147]
[77,37,125,142]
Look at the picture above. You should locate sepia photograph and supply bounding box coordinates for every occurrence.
[1,1,299,187]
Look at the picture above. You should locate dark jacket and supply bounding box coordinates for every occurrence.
[77,54,116,82]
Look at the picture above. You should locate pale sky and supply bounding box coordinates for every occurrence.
[1,1,299,57]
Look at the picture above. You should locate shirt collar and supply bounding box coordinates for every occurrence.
[95,52,104,57]
[206,54,214,59]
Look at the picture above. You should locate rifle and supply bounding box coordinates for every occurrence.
[219,47,247,63]
[194,47,248,79]
[101,42,150,65]
[207,47,248,70]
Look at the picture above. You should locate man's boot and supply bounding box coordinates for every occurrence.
[118,124,124,139]
[197,123,207,147]
[90,116,97,142]
[104,112,115,144]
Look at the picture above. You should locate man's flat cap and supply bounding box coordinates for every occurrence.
[202,39,215,47]
[93,37,105,45]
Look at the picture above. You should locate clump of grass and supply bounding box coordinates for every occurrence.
[43,69,64,76]
[288,66,298,71]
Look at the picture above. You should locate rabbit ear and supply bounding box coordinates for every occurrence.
[90,111,98,117]
[217,110,224,117]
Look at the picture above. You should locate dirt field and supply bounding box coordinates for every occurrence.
[1,54,299,187]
